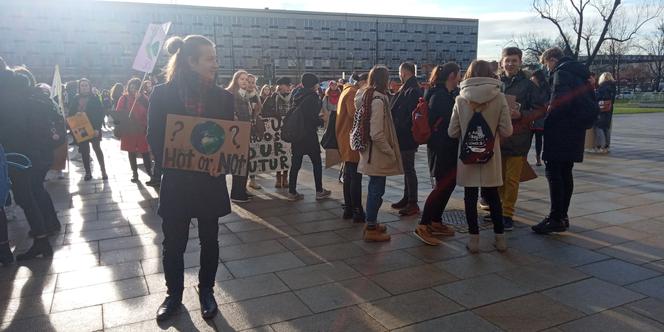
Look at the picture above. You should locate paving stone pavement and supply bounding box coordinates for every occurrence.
[2,113,664,331]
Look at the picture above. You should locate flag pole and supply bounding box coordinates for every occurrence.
[128,71,149,119]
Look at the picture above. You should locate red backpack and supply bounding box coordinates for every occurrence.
[412,97,432,145]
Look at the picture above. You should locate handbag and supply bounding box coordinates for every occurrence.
[320,111,338,149]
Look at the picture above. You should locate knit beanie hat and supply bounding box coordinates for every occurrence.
[276,77,292,86]
[301,73,319,90]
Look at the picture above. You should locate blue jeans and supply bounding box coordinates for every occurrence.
[366,176,386,227]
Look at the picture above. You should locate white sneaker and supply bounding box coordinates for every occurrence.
[316,189,331,200]
[286,192,304,202]
[466,234,480,254]
[478,198,489,211]
[248,179,262,190]
[494,234,508,252]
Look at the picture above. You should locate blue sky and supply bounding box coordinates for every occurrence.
[110,0,559,60]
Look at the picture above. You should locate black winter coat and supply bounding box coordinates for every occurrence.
[147,82,235,220]
[424,85,459,178]
[390,76,423,151]
[289,88,323,156]
[595,81,616,130]
[500,71,547,156]
[70,94,105,130]
[544,57,593,163]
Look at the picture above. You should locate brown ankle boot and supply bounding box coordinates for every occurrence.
[275,173,282,188]
[363,227,391,242]
[281,171,289,188]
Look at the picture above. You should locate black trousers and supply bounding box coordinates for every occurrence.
[545,161,574,220]
[464,187,504,234]
[0,208,7,243]
[420,169,457,225]
[128,152,152,175]
[289,152,323,194]
[162,216,219,299]
[342,162,363,212]
[231,175,248,199]
[8,164,60,236]
[79,137,106,174]
[534,131,543,160]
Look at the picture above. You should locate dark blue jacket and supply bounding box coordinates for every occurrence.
[390,76,423,151]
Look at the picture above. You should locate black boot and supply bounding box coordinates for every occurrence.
[131,171,139,183]
[532,217,566,235]
[391,197,408,210]
[16,237,53,261]
[0,242,14,266]
[156,296,182,321]
[342,207,353,220]
[199,288,218,319]
[352,208,366,224]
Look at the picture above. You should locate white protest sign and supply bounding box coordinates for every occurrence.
[132,22,172,73]
[248,117,291,175]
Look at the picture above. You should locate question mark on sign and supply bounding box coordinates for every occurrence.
[170,121,184,142]
[229,125,240,149]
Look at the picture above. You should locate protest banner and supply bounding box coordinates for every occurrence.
[132,22,172,74]
[163,114,250,176]
[249,117,291,175]
[66,112,95,143]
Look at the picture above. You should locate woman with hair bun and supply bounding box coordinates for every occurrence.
[147,35,234,321]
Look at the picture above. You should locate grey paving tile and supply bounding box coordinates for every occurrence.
[392,311,501,332]
[225,252,306,278]
[369,264,458,295]
[64,226,133,244]
[235,226,301,243]
[474,293,584,332]
[0,274,57,300]
[404,241,469,263]
[214,292,311,330]
[55,261,143,291]
[625,298,664,324]
[51,277,149,312]
[213,274,290,304]
[276,261,361,290]
[558,307,664,332]
[0,292,53,323]
[543,278,646,314]
[353,233,424,254]
[295,277,390,313]
[434,252,520,279]
[598,236,664,264]
[99,245,162,265]
[497,260,589,291]
[219,240,289,262]
[358,289,463,329]
[103,288,200,328]
[577,259,661,286]
[105,311,217,332]
[292,242,367,265]
[345,251,424,275]
[533,244,611,267]
[271,307,387,332]
[276,231,347,251]
[435,273,531,308]
[627,276,664,301]
[0,305,102,332]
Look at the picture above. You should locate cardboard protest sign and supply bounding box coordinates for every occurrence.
[163,114,250,176]
[132,22,172,73]
[249,117,291,175]
[66,112,95,143]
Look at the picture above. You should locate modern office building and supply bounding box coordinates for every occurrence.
[1,0,478,87]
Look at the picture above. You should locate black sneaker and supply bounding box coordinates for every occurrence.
[503,217,514,231]
[563,216,570,229]
[532,217,566,234]
[342,207,353,220]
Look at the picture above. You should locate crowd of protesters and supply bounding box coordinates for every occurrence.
[0,32,609,321]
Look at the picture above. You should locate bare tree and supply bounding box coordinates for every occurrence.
[512,33,567,64]
[532,0,663,66]
[638,20,664,91]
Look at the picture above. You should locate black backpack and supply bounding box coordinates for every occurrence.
[459,102,495,165]
[281,101,306,143]
[575,80,601,129]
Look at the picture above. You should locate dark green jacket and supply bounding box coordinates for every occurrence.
[500,70,546,156]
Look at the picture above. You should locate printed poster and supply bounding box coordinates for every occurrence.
[249,117,291,175]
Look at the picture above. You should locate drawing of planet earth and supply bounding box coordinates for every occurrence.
[191,121,225,155]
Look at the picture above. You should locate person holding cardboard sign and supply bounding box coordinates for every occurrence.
[114,77,152,183]
[71,78,108,181]
[147,35,235,322]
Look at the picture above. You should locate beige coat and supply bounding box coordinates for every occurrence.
[355,89,404,177]
[448,77,513,187]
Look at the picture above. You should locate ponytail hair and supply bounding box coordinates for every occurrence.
[164,35,214,83]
